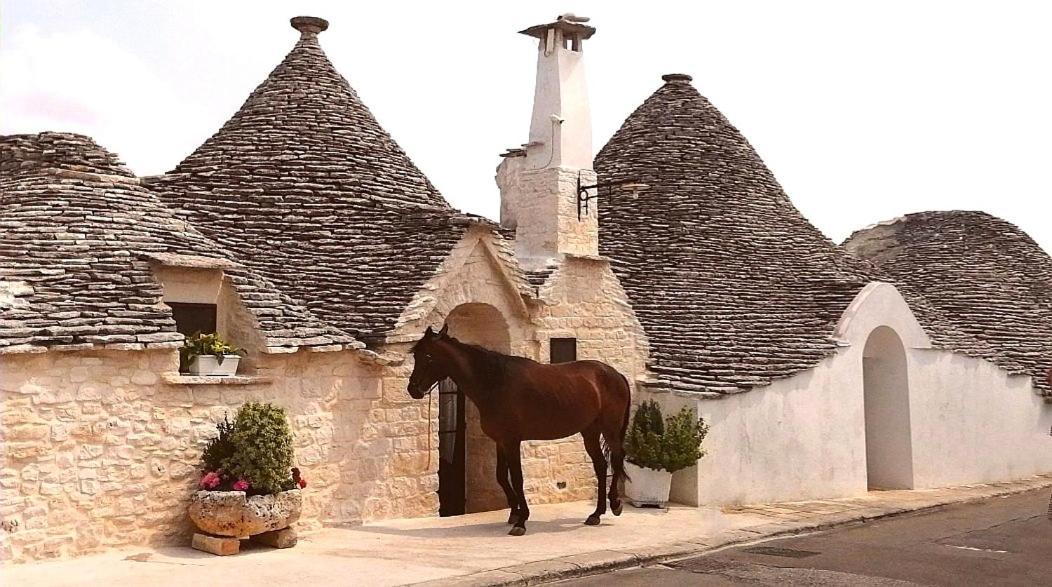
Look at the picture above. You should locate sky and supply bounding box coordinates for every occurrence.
[2,1,1050,251]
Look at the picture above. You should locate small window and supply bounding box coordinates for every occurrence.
[168,302,217,336]
[550,338,577,364]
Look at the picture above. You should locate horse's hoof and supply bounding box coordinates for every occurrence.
[585,514,601,526]
[508,526,527,536]
[507,513,519,526]
[611,500,623,516]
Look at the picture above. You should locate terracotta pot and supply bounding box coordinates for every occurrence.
[624,462,672,506]
[188,489,302,537]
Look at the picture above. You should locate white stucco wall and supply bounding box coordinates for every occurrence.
[526,29,592,171]
[665,350,869,506]
[907,349,1052,488]
[668,282,1052,506]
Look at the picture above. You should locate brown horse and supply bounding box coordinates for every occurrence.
[407,325,631,536]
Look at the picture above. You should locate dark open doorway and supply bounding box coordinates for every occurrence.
[437,378,466,516]
[439,302,512,515]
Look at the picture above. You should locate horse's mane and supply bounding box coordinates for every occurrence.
[447,338,511,387]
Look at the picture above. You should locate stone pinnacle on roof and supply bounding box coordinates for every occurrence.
[661,73,693,84]
[290,16,329,36]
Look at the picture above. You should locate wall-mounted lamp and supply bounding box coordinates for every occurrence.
[576,172,648,220]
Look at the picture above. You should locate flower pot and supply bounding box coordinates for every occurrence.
[187,355,240,376]
[188,489,302,537]
[624,462,673,507]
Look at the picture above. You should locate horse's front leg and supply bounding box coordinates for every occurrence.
[503,440,529,536]
[495,445,520,525]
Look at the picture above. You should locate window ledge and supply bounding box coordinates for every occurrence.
[162,373,273,386]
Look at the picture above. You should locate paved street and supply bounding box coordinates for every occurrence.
[4,478,1049,586]
[559,488,1052,586]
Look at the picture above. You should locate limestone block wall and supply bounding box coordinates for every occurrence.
[497,165,598,269]
[0,347,441,564]
[525,256,648,505]
[534,256,647,383]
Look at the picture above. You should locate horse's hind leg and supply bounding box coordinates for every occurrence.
[495,446,520,525]
[582,427,607,526]
[606,433,626,516]
[603,391,630,517]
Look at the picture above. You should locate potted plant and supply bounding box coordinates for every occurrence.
[188,402,307,555]
[623,399,708,507]
[180,332,242,376]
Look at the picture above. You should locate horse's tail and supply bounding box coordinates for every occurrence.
[603,371,632,484]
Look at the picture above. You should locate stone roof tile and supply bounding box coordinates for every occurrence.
[0,132,357,353]
[595,76,875,394]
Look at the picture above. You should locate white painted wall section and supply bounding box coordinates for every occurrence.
[666,282,1052,507]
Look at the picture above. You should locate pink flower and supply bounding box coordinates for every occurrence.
[232,478,250,491]
[199,471,221,489]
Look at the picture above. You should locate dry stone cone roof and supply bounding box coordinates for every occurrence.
[595,74,877,394]
[0,132,354,353]
[845,211,1052,395]
[149,17,467,342]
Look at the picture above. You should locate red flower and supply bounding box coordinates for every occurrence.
[298,478,307,489]
[232,478,250,491]
[199,471,221,489]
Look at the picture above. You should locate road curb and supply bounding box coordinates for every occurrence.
[409,476,1052,586]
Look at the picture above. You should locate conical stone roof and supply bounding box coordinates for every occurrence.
[845,211,1052,395]
[595,74,875,394]
[150,17,467,340]
[167,17,447,210]
[0,132,355,352]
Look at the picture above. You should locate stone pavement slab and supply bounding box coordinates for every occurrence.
[3,474,1049,587]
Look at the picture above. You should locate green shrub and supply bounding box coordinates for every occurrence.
[224,402,294,495]
[201,413,236,474]
[625,399,708,473]
[199,402,295,495]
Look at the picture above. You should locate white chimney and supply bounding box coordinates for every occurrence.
[497,14,598,271]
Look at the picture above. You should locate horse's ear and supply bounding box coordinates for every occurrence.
[424,326,434,338]
[439,324,449,338]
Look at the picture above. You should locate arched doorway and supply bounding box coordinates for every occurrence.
[862,326,914,490]
[438,303,511,516]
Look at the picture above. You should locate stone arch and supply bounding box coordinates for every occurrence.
[862,325,915,490]
[441,302,511,514]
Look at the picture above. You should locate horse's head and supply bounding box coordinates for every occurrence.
[407,324,451,399]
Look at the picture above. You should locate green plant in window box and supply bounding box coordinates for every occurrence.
[180,332,243,373]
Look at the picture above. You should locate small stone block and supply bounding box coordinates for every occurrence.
[192,533,240,556]
[251,528,297,549]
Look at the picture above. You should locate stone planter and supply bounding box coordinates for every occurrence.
[624,462,672,507]
[188,489,301,554]
[186,354,240,376]
[189,489,301,536]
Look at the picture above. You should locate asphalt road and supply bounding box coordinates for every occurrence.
[558,488,1052,586]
